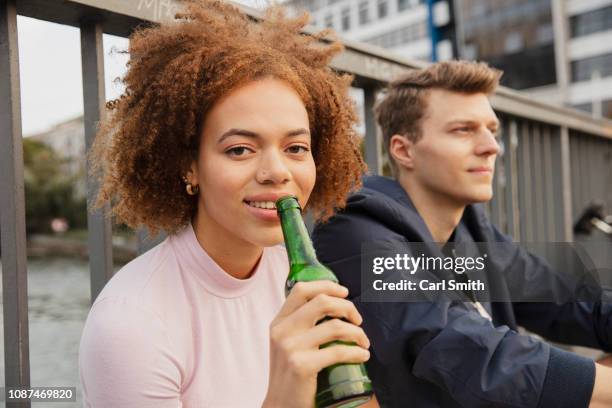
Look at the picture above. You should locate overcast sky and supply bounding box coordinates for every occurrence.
[17,0,275,136]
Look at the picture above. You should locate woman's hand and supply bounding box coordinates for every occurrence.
[262,281,371,408]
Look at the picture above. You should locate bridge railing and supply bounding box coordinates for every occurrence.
[1,1,611,406]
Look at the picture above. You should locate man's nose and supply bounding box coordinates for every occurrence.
[256,150,291,184]
[475,129,500,156]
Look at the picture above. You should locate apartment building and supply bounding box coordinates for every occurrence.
[286,0,433,61]
[285,0,612,118]
[559,0,612,117]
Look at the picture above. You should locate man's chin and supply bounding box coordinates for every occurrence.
[460,188,494,205]
[468,193,494,204]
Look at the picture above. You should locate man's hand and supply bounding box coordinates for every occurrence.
[597,354,612,368]
[360,394,380,407]
[589,363,612,408]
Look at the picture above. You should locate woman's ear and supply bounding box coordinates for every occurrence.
[389,134,415,170]
[186,160,199,185]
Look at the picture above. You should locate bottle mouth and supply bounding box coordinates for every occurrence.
[276,195,301,213]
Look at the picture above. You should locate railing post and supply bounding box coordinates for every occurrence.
[532,123,546,241]
[363,86,383,175]
[559,126,574,241]
[81,18,114,304]
[0,0,31,406]
[137,228,166,255]
[518,121,536,242]
[505,119,521,239]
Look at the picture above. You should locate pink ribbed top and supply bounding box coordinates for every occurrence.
[79,223,288,407]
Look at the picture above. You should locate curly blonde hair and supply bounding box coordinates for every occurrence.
[89,0,366,235]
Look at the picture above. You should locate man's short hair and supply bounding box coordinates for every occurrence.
[374,60,503,174]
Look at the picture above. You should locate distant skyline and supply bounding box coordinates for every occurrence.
[17,0,273,136]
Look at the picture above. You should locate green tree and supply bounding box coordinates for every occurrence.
[23,138,87,234]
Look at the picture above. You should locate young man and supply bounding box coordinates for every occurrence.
[312,61,612,407]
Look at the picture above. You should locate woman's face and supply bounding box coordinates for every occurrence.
[190,78,316,248]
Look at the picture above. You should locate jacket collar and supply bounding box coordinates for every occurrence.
[359,175,489,244]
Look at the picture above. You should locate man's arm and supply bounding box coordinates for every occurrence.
[485,226,612,408]
[488,225,612,350]
[313,218,596,408]
[356,294,595,408]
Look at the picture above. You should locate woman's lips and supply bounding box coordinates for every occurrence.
[243,201,280,222]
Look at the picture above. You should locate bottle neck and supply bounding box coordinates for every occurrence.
[278,206,320,267]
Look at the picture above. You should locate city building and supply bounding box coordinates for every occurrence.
[285,0,612,119]
[286,0,432,61]
[457,0,556,90]
[549,0,612,117]
[28,116,87,198]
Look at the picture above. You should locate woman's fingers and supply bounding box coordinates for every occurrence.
[287,292,363,329]
[275,280,349,320]
[295,318,370,350]
[308,343,371,372]
[280,344,370,379]
[271,282,364,349]
[266,281,370,406]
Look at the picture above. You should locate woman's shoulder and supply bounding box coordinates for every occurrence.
[92,236,176,307]
[80,242,176,362]
[79,286,184,405]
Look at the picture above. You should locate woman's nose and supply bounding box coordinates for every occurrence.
[256,150,291,185]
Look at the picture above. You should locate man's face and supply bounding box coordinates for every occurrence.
[408,89,500,205]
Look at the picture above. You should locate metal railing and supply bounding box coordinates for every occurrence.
[1,0,612,406]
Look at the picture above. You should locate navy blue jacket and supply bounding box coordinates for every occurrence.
[312,175,611,407]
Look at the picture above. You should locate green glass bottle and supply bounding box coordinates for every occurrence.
[276,196,373,408]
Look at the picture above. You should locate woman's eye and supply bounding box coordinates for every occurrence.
[226,146,253,157]
[286,145,309,154]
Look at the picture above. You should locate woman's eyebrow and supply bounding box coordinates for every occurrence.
[218,128,310,143]
[286,128,310,137]
[218,128,258,143]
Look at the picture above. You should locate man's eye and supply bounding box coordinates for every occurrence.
[286,145,309,154]
[454,127,471,133]
[226,146,253,156]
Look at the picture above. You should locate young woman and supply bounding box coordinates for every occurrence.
[79,1,372,406]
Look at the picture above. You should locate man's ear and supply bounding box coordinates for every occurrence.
[389,134,415,170]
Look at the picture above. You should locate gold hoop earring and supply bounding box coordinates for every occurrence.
[182,176,199,196]
[186,183,199,195]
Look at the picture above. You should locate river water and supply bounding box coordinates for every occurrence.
[0,257,108,407]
